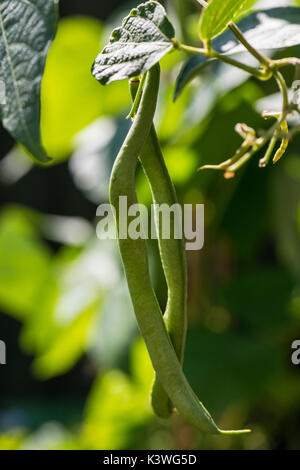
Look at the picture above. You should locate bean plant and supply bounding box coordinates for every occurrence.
[1,0,300,437]
[91,0,300,433]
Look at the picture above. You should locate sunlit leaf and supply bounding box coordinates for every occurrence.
[130,338,155,390]
[41,17,128,162]
[199,0,254,40]
[0,206,50,317]
[176,7,300,98]
[83,338,152,450]
[163,146,197,184]
[215,7,300,53]
[92,1,175,85]
[22,239,121,378]
[32,306,96,379]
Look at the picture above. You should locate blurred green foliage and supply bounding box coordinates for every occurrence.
[0,0,300,450]
[41,16,128,161]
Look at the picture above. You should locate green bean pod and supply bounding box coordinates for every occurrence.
[110,64,250,434]
[130,81,187,419]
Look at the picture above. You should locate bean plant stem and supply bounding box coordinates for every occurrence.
[275,70,289,111]
[228,22,271,69]
[179,43,271,80]
[259,136,277,168]
[127,74,146,119]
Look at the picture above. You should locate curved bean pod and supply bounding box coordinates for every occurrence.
[110,64,250,434]
[130,81,187,418]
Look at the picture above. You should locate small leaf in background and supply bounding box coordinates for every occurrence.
[200,0,254,40]
[92,1,175,85]
[22,239,121,378]
[163,146,198,185]
[174,55,216,100]
[215,7,300,53]
[0,0,58,162]
[32,305,96,379]
[0,206,50,318]
[82,338,153,450]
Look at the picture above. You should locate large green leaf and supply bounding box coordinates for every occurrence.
[92,1,175,85]
[215,7,300,53]
[199,0,253,40]
[176,7,300,99]
[0,0,58,163]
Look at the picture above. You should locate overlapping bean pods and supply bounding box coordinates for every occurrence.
[109,63,250,434]
[130,80,188,418]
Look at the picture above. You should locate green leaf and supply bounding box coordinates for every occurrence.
[41,16,129,162]
[215,7,300,53]
[84,339,153,450]
[0,0,58,163]
[0,205,51,318]
[22,238,121,377]
[32,306,96,379]
[175,7,300,99]
[92,1,175,85]
[200,0,254,40]
[174,55,216,100]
